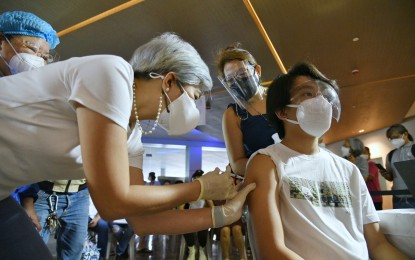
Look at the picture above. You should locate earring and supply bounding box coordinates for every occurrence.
[165,87,170,92]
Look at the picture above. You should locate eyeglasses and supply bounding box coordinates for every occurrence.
[289,79,341,121]
[13,38,60,64]
[290,80,337,104]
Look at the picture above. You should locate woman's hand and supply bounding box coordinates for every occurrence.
[195,165,237,200]
[88,216,100,228]
[212,182,256,227]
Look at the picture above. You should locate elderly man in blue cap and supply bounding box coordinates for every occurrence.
[0,11,59,76]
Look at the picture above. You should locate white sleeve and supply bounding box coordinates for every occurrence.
[66,55,134,131]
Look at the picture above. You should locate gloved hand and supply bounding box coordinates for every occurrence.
[211,182,256,228]
[194,165,237,201]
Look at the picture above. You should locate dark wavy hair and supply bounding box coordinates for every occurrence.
[266,62,339,140]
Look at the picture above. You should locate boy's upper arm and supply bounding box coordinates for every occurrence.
[245,153,293,258]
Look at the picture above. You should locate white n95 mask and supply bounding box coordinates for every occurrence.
[158,89,200,136]
[286,95,333,137]
[9,53,45,74]
[341,146,351,157]
[390,138,405,149]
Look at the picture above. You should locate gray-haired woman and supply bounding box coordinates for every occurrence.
[0,32,255,258]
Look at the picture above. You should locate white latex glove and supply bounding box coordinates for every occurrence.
[194,165,237,201]
[212,182,256,228]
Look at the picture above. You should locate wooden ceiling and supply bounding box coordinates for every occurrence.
[2,0,415,144]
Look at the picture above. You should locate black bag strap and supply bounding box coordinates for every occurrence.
[386,149,397,166]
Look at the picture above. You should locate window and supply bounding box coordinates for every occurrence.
[142,143,186,179]
[202,147,229,171]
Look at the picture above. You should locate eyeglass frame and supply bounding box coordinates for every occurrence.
[4,34,60,64]
[219,63,256,86]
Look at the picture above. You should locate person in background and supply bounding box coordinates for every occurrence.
[217,43,277,177]
[0,10,61,259]
[383,124,415,209]
[9,184,40,229]
[244,62,407,259]
[362,146,383,210]
[341,138,369,180]
[88,196,109,259]
[183,170,210,260]
[147,171,160,186]
[135,171,159,254]
[108,221,135,260]
[0,32,255,258]
[0,11,59,77]
[0,11,91,259]
[32,179,90,259]
[214,174,247,260]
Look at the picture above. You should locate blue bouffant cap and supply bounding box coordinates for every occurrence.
[0,11,60,49]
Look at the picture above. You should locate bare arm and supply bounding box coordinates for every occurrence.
[128,207,213,235]
[77,106,202,220]
[126,166,214,234]
[382,159,394,181]
[222,107,248,176]
[77,106,246,236]
[21,197,41,231]
[245,154,302,259]
[88,213,101,228]
[364,222,408,260]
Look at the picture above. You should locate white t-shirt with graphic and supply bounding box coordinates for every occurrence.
[250,143,379,259]
[0,55,145,200]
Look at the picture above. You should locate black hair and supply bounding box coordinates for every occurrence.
[266,62,339,139]
[148,172,156,181]
[386,124,413,141]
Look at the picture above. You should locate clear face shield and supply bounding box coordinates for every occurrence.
[290,79,341,122]
[219,60,262,110]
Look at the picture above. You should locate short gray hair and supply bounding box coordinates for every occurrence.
[129,32,212,91]
[349,138,364,156]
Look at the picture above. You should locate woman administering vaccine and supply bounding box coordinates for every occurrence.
[0,32,255,258]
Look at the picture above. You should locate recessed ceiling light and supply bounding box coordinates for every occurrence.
[358,129,365,133]
[352,69,360,76]
[352,37,359,42]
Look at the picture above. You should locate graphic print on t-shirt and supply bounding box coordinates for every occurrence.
[288,177,352,208]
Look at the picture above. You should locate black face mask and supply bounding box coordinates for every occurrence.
[229,73,260,102]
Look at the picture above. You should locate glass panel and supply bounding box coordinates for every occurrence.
[142,143,186,180]
[202,147,229,172]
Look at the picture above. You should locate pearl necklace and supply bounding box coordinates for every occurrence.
[132,83,163,135]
